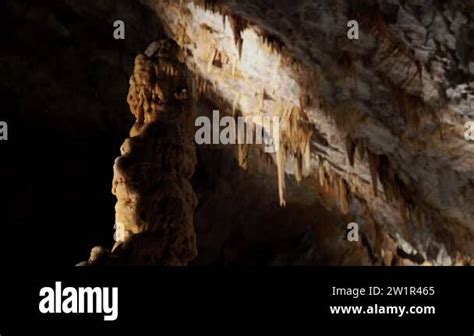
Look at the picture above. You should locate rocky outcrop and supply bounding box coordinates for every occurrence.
[142,0,474,265]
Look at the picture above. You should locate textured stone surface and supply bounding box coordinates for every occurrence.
[84,40,198,266]
[143,0,474,265]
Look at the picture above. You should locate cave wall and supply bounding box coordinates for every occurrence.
[143,0,474,265]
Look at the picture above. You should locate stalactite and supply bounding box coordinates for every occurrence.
[317,158,326,189]
[229,14,248,59]
[391,84,422,130]
[255,145,276,166]
[315,157,352,215]
[175,23,188,63]
[374,29,447,139]
[377,154,394,202]
[375,29,425,90]
[230,96,250,171]
[275,104,313,206]
[364,149,430,234]
[232,92,240,117]
[193,0,224,14]
[193,0,247,66]
[194,75,213,99]
[327,166,336,188]
[357,138,367,161]
[388,81,444,140]
[345,134,357,167]
[277,149,287,207]
[162,0,470,265]
[368,151,380,196]
[238,142,250,170]
[291,154,301,183]
[338,177,351,214]
[261,34,285,54]
[322,162,333,193]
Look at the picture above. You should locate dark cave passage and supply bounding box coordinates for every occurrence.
[0,0,161,265]
[2,110,120,265]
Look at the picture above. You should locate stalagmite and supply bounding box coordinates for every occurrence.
[83,40,198,266]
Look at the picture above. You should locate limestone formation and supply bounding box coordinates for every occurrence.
[83,40,198,266]
[144,0,474,265]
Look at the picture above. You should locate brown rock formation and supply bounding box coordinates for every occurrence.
[85,40,198,266]
[142,0,474,265]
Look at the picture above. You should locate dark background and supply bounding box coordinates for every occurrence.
[1,267,473,334]
[0,0,165,266]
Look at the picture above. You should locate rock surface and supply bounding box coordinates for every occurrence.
[142,0,474,265]
[96,40,198,265]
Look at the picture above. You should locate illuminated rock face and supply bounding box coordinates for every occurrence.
[141,0,474,265]
[110,40,198,265]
